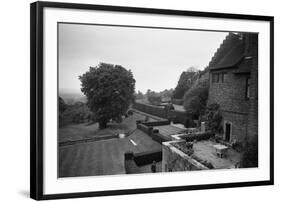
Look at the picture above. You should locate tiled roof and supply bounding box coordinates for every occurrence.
[209,33,245,71]
[234,57,252,74]
[210,41,244,70]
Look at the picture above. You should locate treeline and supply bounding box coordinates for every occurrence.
[135,89,173,105]
[59,97,92,127]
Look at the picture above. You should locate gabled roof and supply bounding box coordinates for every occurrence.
[210,42,244,70]
[209,33,245,71]
[234,57,252,74]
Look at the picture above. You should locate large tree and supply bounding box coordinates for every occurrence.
[183,76,209,119]
[79,63,135,129]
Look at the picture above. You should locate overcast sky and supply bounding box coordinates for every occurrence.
[59,23,228,94]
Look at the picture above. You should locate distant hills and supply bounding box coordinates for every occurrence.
[59,90,87,105]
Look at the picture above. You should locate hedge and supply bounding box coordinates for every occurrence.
[133,102,191,125]
[151,132,172,143]
[183,132,215,142]
[143,120,170,127]
[133,149,162,166]
[172,99,183,105]
[137,123,153,135]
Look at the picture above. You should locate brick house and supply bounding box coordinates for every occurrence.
[208,33,258,145]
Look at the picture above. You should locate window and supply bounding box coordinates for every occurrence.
[216,73,220,83]
[221,73,225,83]
[212,73,226,83]
[246,77,250,99]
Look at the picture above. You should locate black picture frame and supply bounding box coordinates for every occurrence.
[30,1,274,200]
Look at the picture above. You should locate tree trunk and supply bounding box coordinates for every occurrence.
[99,120,107,129]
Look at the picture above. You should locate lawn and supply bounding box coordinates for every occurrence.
[59,113,148,143]
[59,113,162,177]
[59,129,162,177]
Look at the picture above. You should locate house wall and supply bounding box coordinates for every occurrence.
[208,70,250,113]
[221,111,248,143]
[246,35,259,144]
[208,70,250,142]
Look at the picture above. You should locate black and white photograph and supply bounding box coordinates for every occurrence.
[58,23,259,178]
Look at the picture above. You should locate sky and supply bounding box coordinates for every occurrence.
[59,23,228,94]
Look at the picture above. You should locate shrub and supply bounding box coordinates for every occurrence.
[184,132,214,142]
[127,109,133,116]
[206,103,223,133]
[183,77,209,118]
[151,132,171,143]
[133,150,162,166]
[147,95,162,105]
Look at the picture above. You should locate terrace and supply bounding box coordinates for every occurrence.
[162,132,242,172]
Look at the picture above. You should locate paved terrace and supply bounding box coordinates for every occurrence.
[193,140,241,169]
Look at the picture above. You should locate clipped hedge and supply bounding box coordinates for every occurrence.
[143,120,170,127]
[151,132,172,143]
[133,102,191,125]
[137,123,153,135]
[172,99,183,105]
[183,132,215,142]
[133,149,162,166]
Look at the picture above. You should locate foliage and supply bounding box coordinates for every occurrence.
[205,103,223,133]
[147,94,162,105]
[59,101,92,126]
[135,90,144,100]
[183,132,215,142]
[173,67,199,99]
[183,76,209,118]
[59,96,67,113]
[241,137,258,168]
[79,63,135,129]
[59,97,68,127]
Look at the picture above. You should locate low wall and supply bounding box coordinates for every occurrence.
[162,140,208,172]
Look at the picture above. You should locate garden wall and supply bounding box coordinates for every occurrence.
[162,140,208,172]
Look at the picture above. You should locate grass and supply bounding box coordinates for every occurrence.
[59,113,147,143]
[59,113,162,177]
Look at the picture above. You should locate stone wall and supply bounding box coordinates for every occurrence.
[221,111,248,143]
[207,33,258,145]
[162,140,208,172]
[208,70,250,114]
[246,34,258,143]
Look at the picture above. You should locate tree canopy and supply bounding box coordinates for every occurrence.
[183,75,209,119]
[173,67,199,99]
[79,63,135,129]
